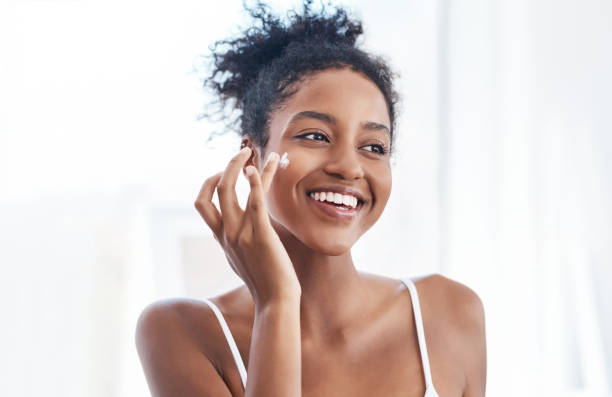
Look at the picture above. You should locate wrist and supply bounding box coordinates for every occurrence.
[254,290,301,313]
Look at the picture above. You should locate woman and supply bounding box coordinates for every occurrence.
[136,1,487,396]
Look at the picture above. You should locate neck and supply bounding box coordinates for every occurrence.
[271,219,376,347]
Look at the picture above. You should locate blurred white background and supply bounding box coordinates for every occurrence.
[1,0,610,396]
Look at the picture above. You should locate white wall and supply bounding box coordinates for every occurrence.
[443,0,612,394]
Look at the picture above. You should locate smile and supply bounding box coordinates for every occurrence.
[306,192,364,221]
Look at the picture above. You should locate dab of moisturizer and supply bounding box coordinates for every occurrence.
[279,152,290,169]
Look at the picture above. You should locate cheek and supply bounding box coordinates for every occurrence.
[266,151,312,211]
[273,150,315,187]
[380,170,392,200]
[369,165,392,213]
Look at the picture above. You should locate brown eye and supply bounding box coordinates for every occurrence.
[297,132,329,142]
[362,144,388,155]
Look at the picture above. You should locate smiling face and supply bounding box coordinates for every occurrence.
[247,67,393,255]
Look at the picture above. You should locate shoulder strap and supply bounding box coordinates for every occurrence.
[202,298,248,389]
[400,277,439,396]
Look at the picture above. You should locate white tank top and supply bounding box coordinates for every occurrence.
[202,276,439,396]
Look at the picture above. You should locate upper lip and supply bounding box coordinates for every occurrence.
[306,185,368,203]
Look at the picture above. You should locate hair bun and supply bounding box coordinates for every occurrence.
[206,0,363,106]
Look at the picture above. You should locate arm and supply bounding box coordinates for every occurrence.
[245,297,302,397]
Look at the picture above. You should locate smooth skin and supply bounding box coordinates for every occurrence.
[136,68,487,397]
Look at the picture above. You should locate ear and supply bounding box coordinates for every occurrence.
[240,137,262,170]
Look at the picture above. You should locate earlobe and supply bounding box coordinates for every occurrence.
[240,138,260,170]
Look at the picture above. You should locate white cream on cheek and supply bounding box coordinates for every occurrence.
[279,151,290,169]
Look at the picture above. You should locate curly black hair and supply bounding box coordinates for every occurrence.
[201,0,400,156]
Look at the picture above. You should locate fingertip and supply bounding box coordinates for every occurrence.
[264,151,279,167]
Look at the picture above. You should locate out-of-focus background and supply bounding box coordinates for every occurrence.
[1,0,610,396]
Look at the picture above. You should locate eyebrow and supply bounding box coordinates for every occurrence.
[288,110,390,136]
[362,121,391,135]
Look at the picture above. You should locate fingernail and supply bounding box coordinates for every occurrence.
[240,146,251,154]
[265,152,279,166]
[245,166,254,176]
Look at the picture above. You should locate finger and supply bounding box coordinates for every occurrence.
[260,151,280,194]
[217,147,252,236]
[194,171,224,237]
[244,165,270,230]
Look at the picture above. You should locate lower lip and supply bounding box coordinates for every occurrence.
[306,194,362,221]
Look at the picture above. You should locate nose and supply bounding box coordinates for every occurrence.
[323,144,365,180]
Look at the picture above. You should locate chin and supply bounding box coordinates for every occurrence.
[300,233,357,256]
[269,210,367,256]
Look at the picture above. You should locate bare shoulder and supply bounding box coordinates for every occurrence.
[135,297,217,354]
[415,273,485,328]
[135,286,252,358]
[135,297,235,397]
[414,273,487,396]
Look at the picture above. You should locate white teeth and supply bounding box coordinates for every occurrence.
[308,191,359,209]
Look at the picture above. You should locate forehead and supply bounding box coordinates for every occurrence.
[268,68,391,135]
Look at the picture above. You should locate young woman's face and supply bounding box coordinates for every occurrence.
[253,67,392,255]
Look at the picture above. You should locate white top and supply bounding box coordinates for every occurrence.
[202,276,439,396]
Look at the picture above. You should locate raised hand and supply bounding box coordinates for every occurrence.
[195,147,301,307]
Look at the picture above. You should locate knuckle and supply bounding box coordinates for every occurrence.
[217,181,229,192]
[249,200,261,211]
[204,174,220,186]
[237,232,251,246]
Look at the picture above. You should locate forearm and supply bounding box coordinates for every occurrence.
[245,298,302,397]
